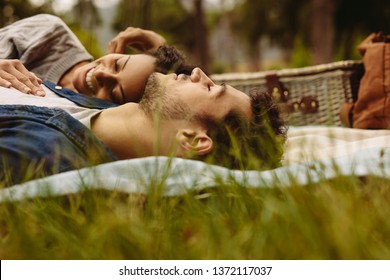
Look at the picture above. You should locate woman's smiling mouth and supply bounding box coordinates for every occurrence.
[85,67,96,93]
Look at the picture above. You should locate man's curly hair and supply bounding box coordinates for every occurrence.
[196,89,287,170]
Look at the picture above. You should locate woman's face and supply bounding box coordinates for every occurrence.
[72,54,157,104]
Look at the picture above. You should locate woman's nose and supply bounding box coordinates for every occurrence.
[94,67,116,86]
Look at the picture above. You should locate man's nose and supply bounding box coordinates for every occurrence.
[191,67,214,85]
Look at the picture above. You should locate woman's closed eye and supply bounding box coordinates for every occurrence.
[110,59,122,103]
[114,59,119,72]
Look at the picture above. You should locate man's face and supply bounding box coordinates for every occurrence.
[140,67,253,123]
[73,54,156,104]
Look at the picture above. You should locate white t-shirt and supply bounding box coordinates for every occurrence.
[0,85,101,129]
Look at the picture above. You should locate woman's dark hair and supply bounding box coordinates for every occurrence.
[149,45,196,75]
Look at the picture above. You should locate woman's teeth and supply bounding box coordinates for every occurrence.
[85,67,96,93]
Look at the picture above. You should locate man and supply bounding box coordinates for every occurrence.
[0,14,187,103]
[0,67,286,187]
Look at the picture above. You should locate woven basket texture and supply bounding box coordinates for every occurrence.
[211,60,364,126]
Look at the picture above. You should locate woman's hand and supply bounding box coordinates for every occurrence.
[0,59,45,96]
[107,27,166,54]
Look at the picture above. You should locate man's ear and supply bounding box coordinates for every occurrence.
[176,129,213,156]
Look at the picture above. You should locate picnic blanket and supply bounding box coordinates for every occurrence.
[1,126,390,202]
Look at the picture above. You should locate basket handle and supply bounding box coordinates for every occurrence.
[287,96,319,114]
[265,73,289,102]
[266,73,319,114]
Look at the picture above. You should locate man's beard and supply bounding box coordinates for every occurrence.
[139,73,193,121]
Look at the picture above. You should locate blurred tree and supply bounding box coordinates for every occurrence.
[310,0,390,63]
[64,0,104,59]
[234,0,389,67]
[60,0,104,58]
[67,23,105,59]
[334,0,390,60]
[0,0,54,27]
[71,0,102,29]
[193,0,210,73]
[112,0,211,71]
[112,0,152,30]
[232,0,308,70]
[311,0,335,64]
[0,0,105,59]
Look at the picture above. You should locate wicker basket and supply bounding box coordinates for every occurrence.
[211,60,364,126]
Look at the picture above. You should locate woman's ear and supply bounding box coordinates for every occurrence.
[176,129,213,156]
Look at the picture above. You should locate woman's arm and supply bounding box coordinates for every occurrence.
[107,27,166,54]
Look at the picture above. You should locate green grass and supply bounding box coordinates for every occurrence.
[1,174,390,260]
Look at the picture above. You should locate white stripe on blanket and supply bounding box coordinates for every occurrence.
[283,126,390,164]
[1,126,390,202]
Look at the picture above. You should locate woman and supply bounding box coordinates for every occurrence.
[0,14,190,104]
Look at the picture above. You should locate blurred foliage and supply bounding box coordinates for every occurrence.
[71,0,102,29]
[289,38,312,68]
[2,175,390,259]
[67,23,105,59]
[334,0,390,58]
[0,0,54,26]
[112,0,193,53]
[1,0,389,71]
[0,0,103,59]
[66,0,104,59]
[234,0,389,66]
[112,0,210,71]
[233,0,309,51]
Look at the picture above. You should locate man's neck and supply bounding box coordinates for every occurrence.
[91,103,193,160]
[91,103,154,159]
